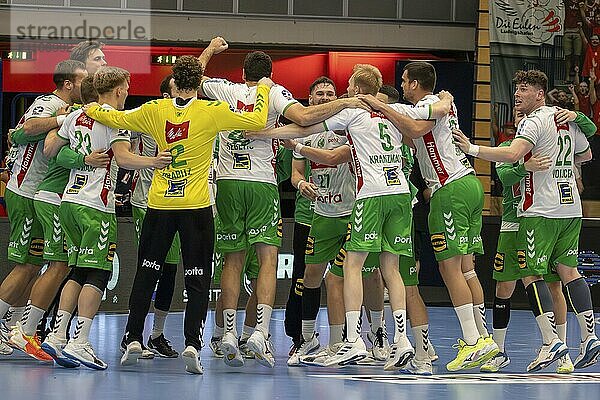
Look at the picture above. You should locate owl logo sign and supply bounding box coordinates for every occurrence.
[491,0,563,45]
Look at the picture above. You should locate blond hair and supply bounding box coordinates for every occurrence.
[351,64,383,95]
[93,66,130,95]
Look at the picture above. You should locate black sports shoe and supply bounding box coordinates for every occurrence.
[147,334,179,358]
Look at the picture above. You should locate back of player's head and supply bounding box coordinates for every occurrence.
[70,40,104,63]
[243,51,272,82]
[512,70,548,93]
[53,59,86,89]
[309,76,336,94]
[81,76,99,104]
[160,74,174,97]
[351,64,383,96]
[172,56,203,92]
[379,84,400,103]
[404,62,436,92]
[93,66,130,95]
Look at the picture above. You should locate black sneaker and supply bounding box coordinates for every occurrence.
[147,334,179,358]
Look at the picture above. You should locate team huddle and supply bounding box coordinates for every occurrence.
[0,36,599,376]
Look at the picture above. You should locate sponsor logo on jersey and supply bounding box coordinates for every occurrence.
[142,259,161,270]
[100,149,114,206]
[78,247,95,256]
[184,266,204,276]
[164,179,187,197]
[394,236,412,245]
[566,249,578,257]
[236,100,254,113]
[557,181,574,204]
[494,252,505,272]
[370,111,387,119]
[76,112,95,130]
[430,233,448,253]
[106,243,117,262]
[517,250,527,269]
[364,232,378,241]
[233,153,251,169]
[165,120,189,143]
[67,174,88,195]
[17,142,38,187]
[522,152,534,211]
[216,233,237,241]
[316,192,343,204]
[31,105,45,116]
[423,132,449,186]
[383,166,401,186]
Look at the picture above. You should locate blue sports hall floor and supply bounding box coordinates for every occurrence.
[1,307,599,400]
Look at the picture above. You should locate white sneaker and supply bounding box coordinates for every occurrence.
[0,340,13,356]
[63,341,107,370]
[427,340,438,362]
[287,332,320,366]
[400,357,433,375]
[323,337,369,367]
[480,351,510,372]
[120,341,142,366]
[556,353,574,374]
[221,332,244,367]
[41,333,80,368]
[238,337,255,359]
[367,327,390,361]
[247,330,275,368]
[574,335,600,369]
[384,337,415,371]
[209,336,223,358]
[300,342,343,366]
[182,345,203,374]
[527,338,569,372]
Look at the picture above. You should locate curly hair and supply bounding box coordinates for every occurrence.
[93,66,130,95]
[172,56,203,92]
[512,70,548,93]
[243,51,272,82]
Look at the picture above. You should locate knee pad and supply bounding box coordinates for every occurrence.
[84,269,112,293]
[463,269,477,281]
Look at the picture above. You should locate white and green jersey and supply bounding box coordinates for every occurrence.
[294,131,354,217]
[402,94,474,194]
[6,94,68,199]
[59,106,131,214]
[515,106,589,219]
[201,78,298,185]
[130,131,157,209]
[323,107,418,200]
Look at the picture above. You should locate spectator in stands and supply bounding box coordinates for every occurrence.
[574,66,593,117]
[565,0,584,80]
[582,34,600,79]
[547,85,577,110]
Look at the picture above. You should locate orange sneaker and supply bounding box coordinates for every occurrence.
[9,322,53,362]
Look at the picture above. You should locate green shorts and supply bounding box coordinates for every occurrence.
[33,199,68,262]
[429,174,484,261]
[60,202,117,271]
[517,216,581,277]
[329,249,418,286]
[5,189,44,265]
[212,214,260,285]
[347,193,413,256]
[132,206,181,265]
[215,180,282,253]
[494,230,562,282]
[305,214,350,265]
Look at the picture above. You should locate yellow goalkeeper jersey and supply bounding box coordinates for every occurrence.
[86,84,270,210]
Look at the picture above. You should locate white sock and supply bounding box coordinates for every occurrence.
[493,328,507,353]
[151,308,168,339]
[412,324,429,360]
[213,325,224,338]
[454,303,480,345]
[473,303,489,337]
[535,312,558,344]
[255,304,272,337]
[72,316,93,344]
[21,304,46,336]
[0,299,10,320]
[370,310,384,332]
[392,309,407,343]
[329,324,344,346]
[7,306,25,327]
[223,309,237,336]
[302,319,316,341]
[52,310,72,340]
[575,310,596,341]
[241,324,253,341]
[557,322,567,343]
[346,311,361,342]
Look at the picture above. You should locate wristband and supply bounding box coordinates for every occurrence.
[294,142,305,154]
[467,144,480,157]
[56,114,66,126]
[296,179,306,190]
